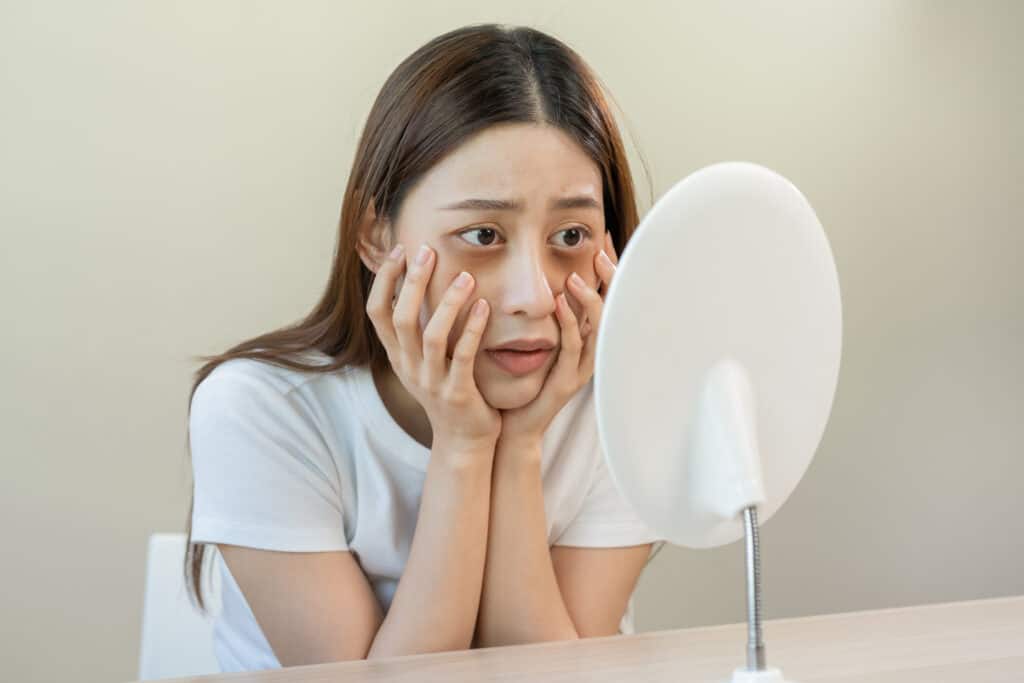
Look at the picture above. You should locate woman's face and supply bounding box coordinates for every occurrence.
[381,122,606,410]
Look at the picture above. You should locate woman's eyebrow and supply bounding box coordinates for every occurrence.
[438,195,601,212]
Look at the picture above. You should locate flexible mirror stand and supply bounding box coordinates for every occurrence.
[595,162,843,683]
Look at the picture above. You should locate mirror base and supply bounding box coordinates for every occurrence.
[728,666,790,683]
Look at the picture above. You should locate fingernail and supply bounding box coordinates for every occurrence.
[454,271,471,288]
[389,244,404,260]
[473,299,488,317]
[415,244,431,265]
[598,251,613,268]
[570,272,585,287]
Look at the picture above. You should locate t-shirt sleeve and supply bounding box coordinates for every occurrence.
[553,449,665,548]
[189,363,349,552]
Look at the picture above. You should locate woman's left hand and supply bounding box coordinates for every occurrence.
[498,231,619,450]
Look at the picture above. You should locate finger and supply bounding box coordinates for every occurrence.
[567,272,602,376]
[421,271,475,386]
[392,244,434,365]
[595,246,616,299]
[365,244,405,352]
[449,298,489,389]
[604,230,619,265]
[551,291,584,389]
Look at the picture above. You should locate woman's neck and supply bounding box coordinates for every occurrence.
[371,362,434,449]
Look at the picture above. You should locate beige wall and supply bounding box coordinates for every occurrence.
[2,2,1020,681]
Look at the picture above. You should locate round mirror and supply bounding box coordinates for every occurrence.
[595,161,842,548]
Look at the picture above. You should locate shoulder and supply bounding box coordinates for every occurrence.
[189,351,354,426]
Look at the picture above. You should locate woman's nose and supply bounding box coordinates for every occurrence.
[498,252,557,318]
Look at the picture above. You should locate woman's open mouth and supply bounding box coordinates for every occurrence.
[486,348,553,375]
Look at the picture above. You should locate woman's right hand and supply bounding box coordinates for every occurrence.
[366,242,501,455]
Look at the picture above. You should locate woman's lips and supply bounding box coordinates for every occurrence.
[486,348,553,375]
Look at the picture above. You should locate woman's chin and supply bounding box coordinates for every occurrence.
[477,372,544,410]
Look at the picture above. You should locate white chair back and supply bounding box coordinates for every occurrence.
[138,533,222,680]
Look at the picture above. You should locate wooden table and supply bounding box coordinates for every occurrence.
[155,595,1024,682]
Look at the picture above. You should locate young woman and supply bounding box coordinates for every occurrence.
[185,23,665,673]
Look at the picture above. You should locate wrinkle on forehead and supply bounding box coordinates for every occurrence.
[413,124,604,215]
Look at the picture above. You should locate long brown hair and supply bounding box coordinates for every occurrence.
[184,22,653,612]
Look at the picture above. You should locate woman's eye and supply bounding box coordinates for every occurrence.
[457,225,591,248]
[458,227,502,247]
[552,226,591,248]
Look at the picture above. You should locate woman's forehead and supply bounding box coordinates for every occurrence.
[412,124,603,209]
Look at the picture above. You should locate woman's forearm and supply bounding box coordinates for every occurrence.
[366,439,494,658]
[473,438,578,647]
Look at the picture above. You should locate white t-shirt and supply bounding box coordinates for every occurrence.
[189,351,662,672]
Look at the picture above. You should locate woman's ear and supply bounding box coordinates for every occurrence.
[355,201,395,274]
